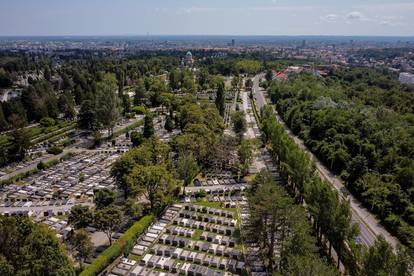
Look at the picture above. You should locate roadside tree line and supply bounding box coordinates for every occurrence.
[260,105,413,275]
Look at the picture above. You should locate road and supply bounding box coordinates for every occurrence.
[252,74,398,249]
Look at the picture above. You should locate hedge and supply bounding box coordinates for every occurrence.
[79,215,154,276]
[110,119,143,139]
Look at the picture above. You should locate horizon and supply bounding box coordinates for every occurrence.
[1,34,414,38]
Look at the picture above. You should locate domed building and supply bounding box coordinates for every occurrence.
[184,51,194,67]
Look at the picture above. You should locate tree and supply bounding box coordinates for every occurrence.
[44,66,51,81]
[94,205,123,245]
[39,117,55,127]
[177,153,199,193]
[78,98,98,131]
[94,188,116,209]
[68,205,93,229]
[121,94,131,115]
[133,80,146,106]
[361,236,413,276]
[111,153,136,199]
[265,69,273,82]
[245,78,253,89]
[0,68,12,88]
[164,115,174,132]
[143,114,155,138]
[169,69,181,91]
[247,170,297,272]
[331,200,359,268]
[198,68,209,90]
[96,73,121,136]
[215,81,226,117]
[231,110,247,138]
[68,229,93,270]
[231,75,241,91]
[124,198,143,220]
[130,131,143,147]
[0,215,75,275]
[9,129,31,162]
[58,93,76,120]
[283,255,338,276]
[127,164,176,211]
[111,138,171,199]
[0,255,14,276]
[238,139,254,176]
[0,104,8,131]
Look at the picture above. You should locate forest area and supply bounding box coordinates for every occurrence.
[267,67,414,249]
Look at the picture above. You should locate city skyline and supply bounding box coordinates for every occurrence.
[0,0,414,36]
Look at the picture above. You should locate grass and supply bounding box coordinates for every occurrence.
[80,215,154,276]
[127,254,142,262]
[192,229,203,240]
[194,200,223,209]
[243,174,256,183]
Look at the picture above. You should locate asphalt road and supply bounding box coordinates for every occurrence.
[252,74,398,249]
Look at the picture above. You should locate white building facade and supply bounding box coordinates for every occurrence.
[399,72,414,84]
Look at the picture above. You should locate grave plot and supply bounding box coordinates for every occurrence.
[0,151,120,215]
[106,202,247,276]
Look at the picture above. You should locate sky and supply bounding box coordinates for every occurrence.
[0,0,413,36]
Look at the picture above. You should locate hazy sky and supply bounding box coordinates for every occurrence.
[0,0,413,36]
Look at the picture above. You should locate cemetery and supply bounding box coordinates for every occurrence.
[0,151,120,217]
[106,202,253,276]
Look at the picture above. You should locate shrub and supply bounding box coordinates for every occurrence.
[125,113,135,119]
[79,215,154,276]
[47,146,63,155]
[39,117,56,127]
[195,189,207,198]
[131,105,147,115]
[62,138,76,147]
[37,161,46,170]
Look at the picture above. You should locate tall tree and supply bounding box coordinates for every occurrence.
[127,164,176,211]
[130,131,143,147]
[215,81,226,117]
[177,153,199,193]
[143,114,155,138]
[361,236,406,276]
[0,215,75,275]
[68,205,93,229]
[94,205,123,245]
[78,97,98,131]
[94,188,116,209]
[68,229,93,270]
[0,104,8,131]
[164,115,174,132]
[96,73,121,136]
[133,80,147,106]
[238,139,254,176]
[231,110,247,138]
[58,93,76,120]
[9,129,31,162]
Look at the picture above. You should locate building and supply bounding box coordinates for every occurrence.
[399,72,414,84]
[184,51,194,67]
